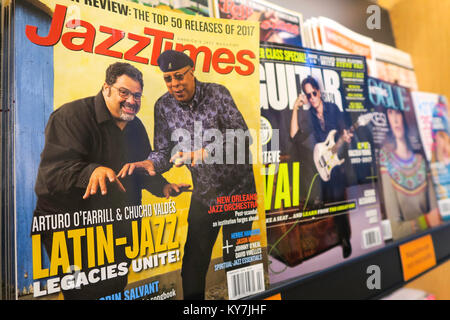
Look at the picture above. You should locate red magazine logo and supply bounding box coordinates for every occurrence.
[219,0,254,20]
[25,4,256,76]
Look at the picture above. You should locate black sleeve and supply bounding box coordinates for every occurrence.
[36,103,100,195]
[291,107,314,147]
[333,103,348,133]
[139,173,170,198]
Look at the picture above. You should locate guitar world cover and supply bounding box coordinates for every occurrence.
[260,43,386,284]
[9,0,269,300]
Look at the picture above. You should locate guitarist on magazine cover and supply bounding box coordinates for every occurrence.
[289,76,353,257]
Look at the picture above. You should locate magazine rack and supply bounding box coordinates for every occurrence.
[247,0,450,300]
[250,220,450,299]
[2,0,450,301]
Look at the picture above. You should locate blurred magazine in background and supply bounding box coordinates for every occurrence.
[213,0,304,47]
[367,77,442,241]
[412,92,450,221]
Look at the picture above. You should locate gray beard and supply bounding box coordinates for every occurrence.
[119,101,138,121]
[119,110,135,122]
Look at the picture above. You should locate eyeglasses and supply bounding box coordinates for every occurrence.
[306,91,318,100]
[112,86,142,101]
[163,68,191,83]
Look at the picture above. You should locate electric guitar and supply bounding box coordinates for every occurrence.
[313,113,373,181]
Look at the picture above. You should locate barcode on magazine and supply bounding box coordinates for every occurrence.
[227,263,265,300]
[362,227,382,249]
[438,199,450,218]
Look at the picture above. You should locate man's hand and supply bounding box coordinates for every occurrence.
[117,159,156,178]
[170,149,208,167]
[163,183,192,198]
[83,166,126,199]
[342,129,353,144]
[294,94,307,111]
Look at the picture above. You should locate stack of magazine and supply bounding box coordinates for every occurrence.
[1,0,449,300]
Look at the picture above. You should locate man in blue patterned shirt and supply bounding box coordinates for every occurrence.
[119,50,257,299]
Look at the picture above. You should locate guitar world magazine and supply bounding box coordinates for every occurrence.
[5,0,269,300]
[260,43,385,285]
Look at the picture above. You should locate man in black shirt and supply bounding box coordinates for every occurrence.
[33,62,187,299]
[290,76,353,257]
[290,76,353,202]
